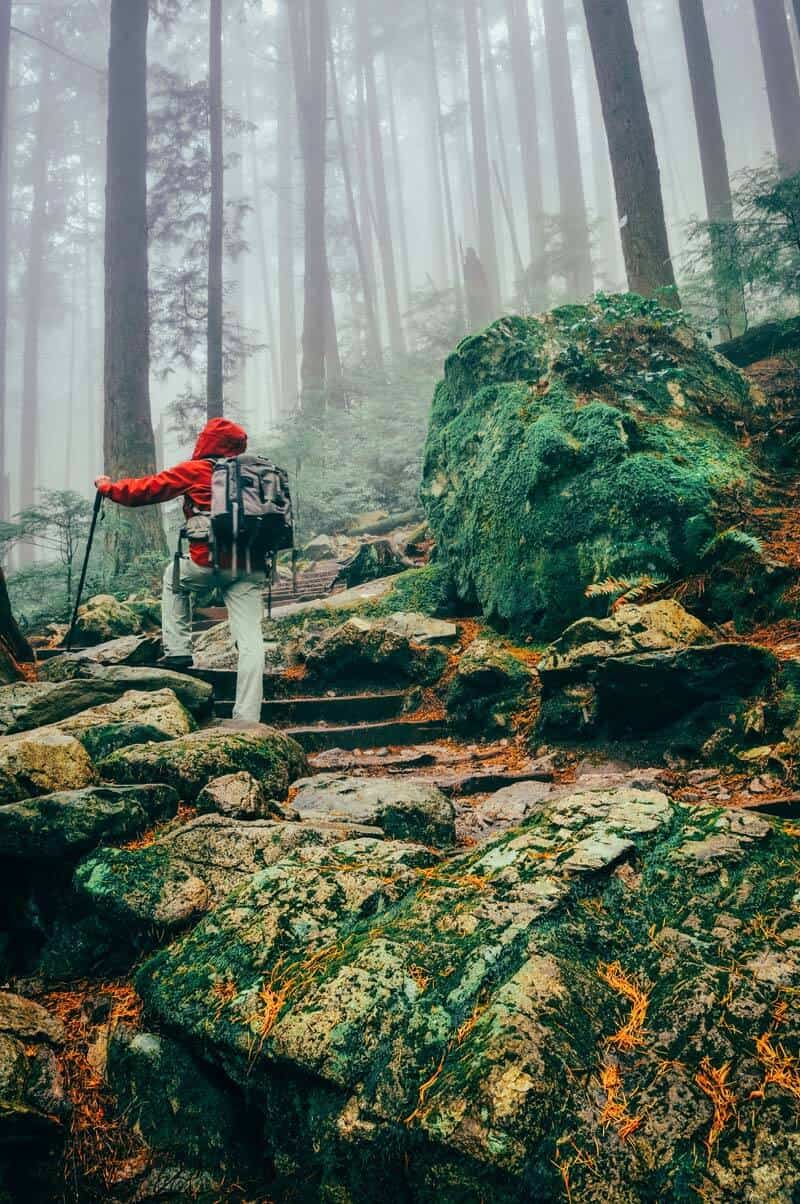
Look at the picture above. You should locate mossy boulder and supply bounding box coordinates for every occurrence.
[421,296,768,638]
[54,688,194,742]
[537,603,777,743]
[133,790,800,1202]
[75,815,392,937]
[99,725,308,801]
[373,565,458,620]
[38,634,162,679]
[303,617,447,685]
[446,638,534,734]
[290,775,456,846]
[0,784,178,860]
[0,729,96,804]
[71,594,149,645]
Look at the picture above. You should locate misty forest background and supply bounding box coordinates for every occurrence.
[2,0,800,628]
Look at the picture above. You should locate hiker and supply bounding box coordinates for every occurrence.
[95,418,267,724]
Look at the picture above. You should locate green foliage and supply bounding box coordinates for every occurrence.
[683,163,800,332]
[372,566,457,619]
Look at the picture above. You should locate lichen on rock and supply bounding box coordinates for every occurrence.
[421,296,768,637]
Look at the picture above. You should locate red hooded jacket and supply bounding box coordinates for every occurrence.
[99,417,248,567]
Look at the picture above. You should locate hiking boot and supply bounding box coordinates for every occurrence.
[158,654,194,672]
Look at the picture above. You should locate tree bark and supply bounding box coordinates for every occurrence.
[355,0,406,360]
[678,0,745,336]
[206,0,224,418]
[481,0,511,300]
[505,0,544,276]
[289,0,329,413]
[753,0,800,176]
[0,565,33,681]
[277,13,298,412]
[104,0,164,560]
[462,0,500,315]
[0,0,10,527]
[20,58,54,526]
[424,0,464,327]
[328,28,383,372]
[542,0,593,299]
[384,52,412,309]
[584,30,624,287]
[582,0,678,303]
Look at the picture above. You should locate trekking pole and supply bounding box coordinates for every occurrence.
[65,490,103,651]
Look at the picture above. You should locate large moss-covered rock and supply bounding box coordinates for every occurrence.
[0,729,96,804]
[304,617,446,684]
[537,602,777,742]
[446,637,535,734]
[421,296,768,637]
[290,775,456,846]
[99,725,308,801]
[55,688,194,742]
[0,670,210,735]
[133,790,800,1202]
[71,594,148,645]
[75,815,392,936]
[0,784,178,860]
[39,634,162,680]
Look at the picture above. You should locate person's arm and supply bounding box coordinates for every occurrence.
[94,461,202,508]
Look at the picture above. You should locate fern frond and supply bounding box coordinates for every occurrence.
[586,574,666,608]
[700,527,763,562]
[586,576,637,599]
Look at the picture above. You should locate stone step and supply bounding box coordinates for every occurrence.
[283,717,447,753]
[213,691,408,726]
[191,668,326,699]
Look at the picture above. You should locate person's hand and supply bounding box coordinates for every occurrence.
[94,475,113,495]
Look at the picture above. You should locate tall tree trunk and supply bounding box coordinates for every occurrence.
[582,0,679,303]
[207,0,224,418]
[542,0,593,299]
[277,15,298,412]
[244,59,281,423]
[329,28,383,372]
[678,0,745,336]
[20,60,54,533]
[481,0,510,300]
[462,0,500,315]
[104,0,164,560]
[0,0,10,529]
[356,0,406,360]
[289,0,328,413]
[424,0,464,327]
[83,164,98,480]
[753,0,800,175]
[384,52,412,307]
[505,0,544,276]
[355,71,379,341]
[584,31,624,287]
[65,258,79,489]
[0,565,33,681]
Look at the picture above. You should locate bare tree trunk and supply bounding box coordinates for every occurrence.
[329,27,383,372]
[83,164,98,479]
[0,565,33,682]
[582,0,678,303]
[678,0,745,336]
[422,19,449,291]
[584,30,624,287]
[277,15,298,412]
[543,0,593,299]
[754,0,800,175]
[481,0,510,300]
[289,0,329,413]
[244,58,281,423]
[505,0,544,275]
[384,52,412,307]
[356,0,406,360]
[355,71,379,339]
[104,0,164,560]
[20,59,54,532]
[0,0,10,528]
[462,0,500,315]
[424,0,464,327]
[206,0,224,418]
[65,258,79,489]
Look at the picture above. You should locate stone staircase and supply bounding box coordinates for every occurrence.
[191,668,446,753]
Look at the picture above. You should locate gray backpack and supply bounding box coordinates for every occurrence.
[209,455,294,573]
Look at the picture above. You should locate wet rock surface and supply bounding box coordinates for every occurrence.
[132,789,800,1201]
[303,616,447,684]
[290,773,456,846]
[98,724,308,801]
[196,770,285,820]
[0,728,96,803]
[39,634,162,680]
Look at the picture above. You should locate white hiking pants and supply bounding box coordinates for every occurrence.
[162,558,265,723]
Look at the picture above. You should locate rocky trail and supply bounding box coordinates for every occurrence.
[4,301,800,1202]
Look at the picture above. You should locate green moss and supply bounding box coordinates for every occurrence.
[372,566,458,620]
[421,294,765,637]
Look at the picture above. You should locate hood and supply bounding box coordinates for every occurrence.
[192,418,248,460]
